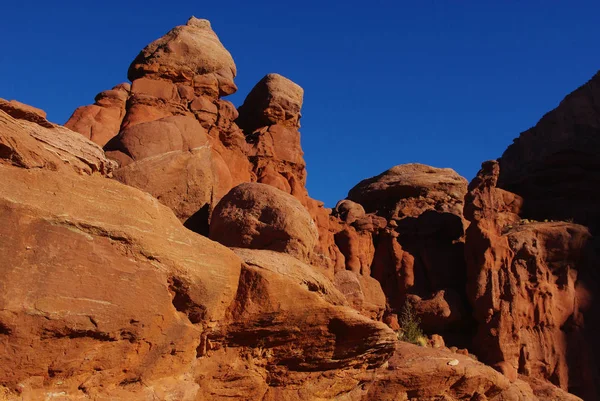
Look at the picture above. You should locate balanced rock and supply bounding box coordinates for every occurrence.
[237,73,303,131]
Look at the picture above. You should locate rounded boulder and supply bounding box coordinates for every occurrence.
[209,183,318,262]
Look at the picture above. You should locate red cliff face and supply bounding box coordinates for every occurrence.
[498,71,600,232]
[2,16,597,401]
[464,161,599,399]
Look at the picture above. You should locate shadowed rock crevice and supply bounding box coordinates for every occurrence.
[183,203,210,236]
[0,322,12,335]
[41,328,117,342]
[168,277,207,324]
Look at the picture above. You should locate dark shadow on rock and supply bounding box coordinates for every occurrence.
[183,204,210,237]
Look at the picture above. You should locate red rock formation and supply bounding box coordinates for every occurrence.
[0,120,244,398]
[495,72,600,399]
[498,70,600,231]
[348,163,467,220]
[237,73,309,205]
[0,101,401,400]
[64,16,381,321]
[64,83,130,147]
[465,160,598,399]
[209,183,319,263]
[0,98,50,127]
[62,17,252,234]
[345,164,471,342]
[25,15,596,400]
[0,104,115,175]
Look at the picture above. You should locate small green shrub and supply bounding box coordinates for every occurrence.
[398,301,425,345]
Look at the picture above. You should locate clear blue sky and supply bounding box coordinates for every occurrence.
[2,1,599,206]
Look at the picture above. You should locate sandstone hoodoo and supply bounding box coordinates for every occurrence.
[2,14,599,400]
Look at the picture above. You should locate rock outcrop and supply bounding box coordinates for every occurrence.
[348,163,467,220]
[465,160,598,399]
[10,15,596,401]
[64,83,130,147]
[498,70,600,231]
[209,183,319,263]
[0,146,243,398]
[342,164,472,342]
[0,101,115,175]
[65,17,253,235]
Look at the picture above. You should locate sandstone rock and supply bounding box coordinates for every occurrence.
[216,248,396,371]
[106,115,209,166]
[498,70,600,231]
[237,73,303,132]
[237,74,309,211]
[333,270,386,319]
[347,164,470,341]
[0,98,49,126]
[128,17,237,96]
[0,164,242,398]
[334,199,366,224]
[407,290,464,332]
[3,19,594,400]
[522,376,584,401]
[465,160,597,399]
[113,147,233,234]
[187,248,396,401]
[60,17,256,235]
[0,108,115,175]
[334,225,375,275]
[209,183,319,263]
[65,83,129,146]
[347,163,468,219]
[430,334,445,349]
[358,342,547,400]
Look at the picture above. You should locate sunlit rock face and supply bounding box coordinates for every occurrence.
[5,16,598,401]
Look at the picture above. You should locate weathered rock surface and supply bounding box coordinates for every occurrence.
[29,16,597,400]
[360,342,546,401]
[465,160,598,400]
[237,73,303,132]
[222,249,395,369]
[333,270,387,319]
[238,73,308,204]
[0,164,243,399]
[209,183,319,263]
[65,83,130,147]
[498,70,600,231]
[66,18,254,231]
[0,107,115,176]
[343,164,471,342]
[128,17,237,95]
[348,163,468,220]
[0,98,49,126]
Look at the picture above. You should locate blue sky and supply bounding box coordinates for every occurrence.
[2,1,599,206]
